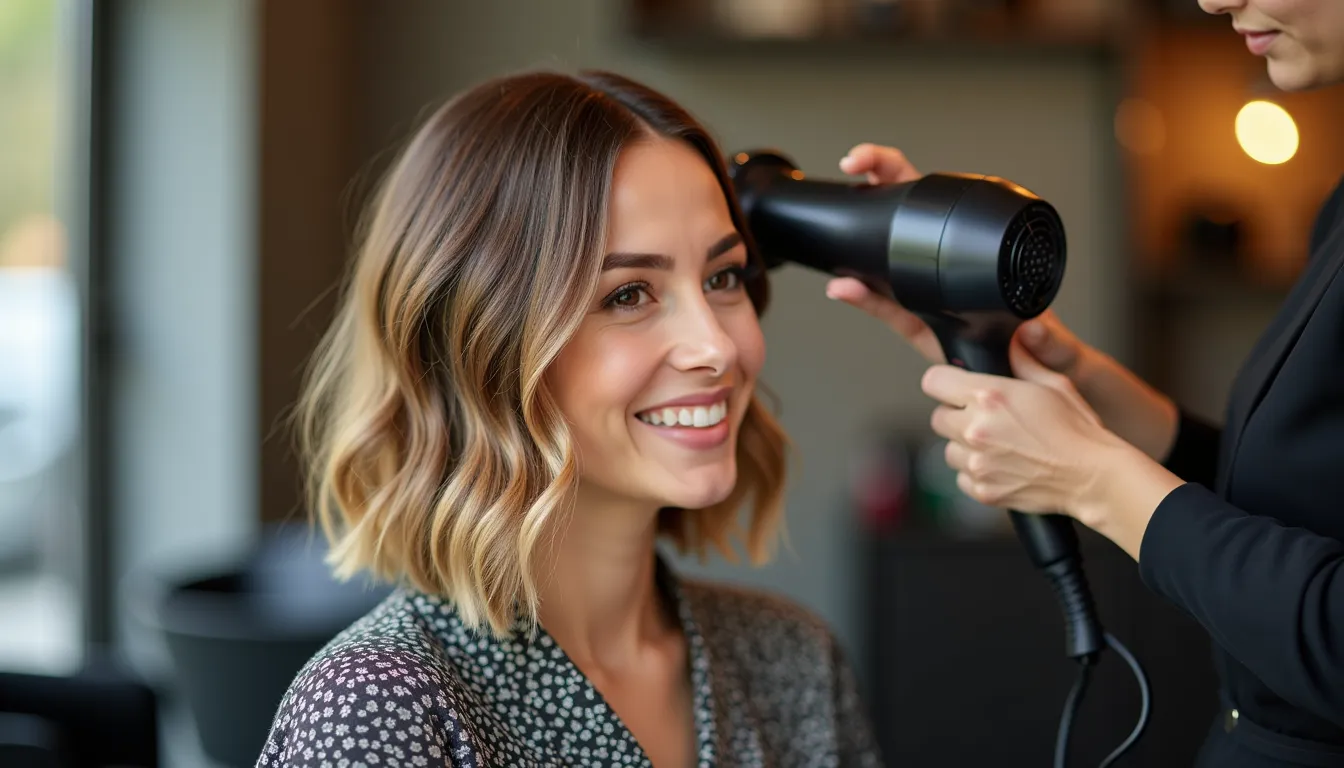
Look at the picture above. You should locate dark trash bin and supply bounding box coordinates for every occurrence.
[138,524,392,768]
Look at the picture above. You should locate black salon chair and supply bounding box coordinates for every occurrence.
[137,523,392,768]
[0,659,159,768]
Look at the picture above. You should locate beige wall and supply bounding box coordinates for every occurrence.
[348,0,1128,659]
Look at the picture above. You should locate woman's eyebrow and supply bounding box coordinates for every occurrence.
[601,232,743,271]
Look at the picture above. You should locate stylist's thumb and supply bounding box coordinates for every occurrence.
[1011,334,1100,424]
[1010,334,1065,388]
[1016,314,1082,376]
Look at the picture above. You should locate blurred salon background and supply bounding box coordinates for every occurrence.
[3,0,1341,766]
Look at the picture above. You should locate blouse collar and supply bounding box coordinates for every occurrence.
[408,554,723,766]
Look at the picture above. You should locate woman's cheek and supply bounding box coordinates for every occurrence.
[730,308,767,381]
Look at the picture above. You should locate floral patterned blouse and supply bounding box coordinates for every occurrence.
[255,558,884,767]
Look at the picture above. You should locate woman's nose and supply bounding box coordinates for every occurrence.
[1197,0,1244,15]
[667,299,736,377]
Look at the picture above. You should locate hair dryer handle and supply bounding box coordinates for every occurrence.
[935,326,1083,569]
[932,319,1105,660]
[938,332,1015,378]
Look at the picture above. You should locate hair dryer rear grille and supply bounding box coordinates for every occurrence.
[1000,204,1065,317]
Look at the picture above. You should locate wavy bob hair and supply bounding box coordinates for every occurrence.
[297,69,789,637]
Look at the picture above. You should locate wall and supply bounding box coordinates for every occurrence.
[1122,25,1344,422]
[349,0,1127,664]
[256,0,361,526]
[1125,25,1344,283]
[107,0,259,662]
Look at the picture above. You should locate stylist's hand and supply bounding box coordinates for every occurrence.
[923,340,1131,517]
[828,142,1181,462]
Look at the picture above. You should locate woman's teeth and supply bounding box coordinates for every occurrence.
[638,401,728,428]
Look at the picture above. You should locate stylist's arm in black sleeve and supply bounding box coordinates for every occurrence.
[836,74,1344,768]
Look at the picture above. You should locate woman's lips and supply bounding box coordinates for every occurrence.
[637,417,731,450]
[1243,30,1280,56]
[635,399,732,450]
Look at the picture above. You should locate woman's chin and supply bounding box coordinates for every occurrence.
[1266,58,1327,92]
[660,469,738,510]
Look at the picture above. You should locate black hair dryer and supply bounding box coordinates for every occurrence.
[729,149,1104,662]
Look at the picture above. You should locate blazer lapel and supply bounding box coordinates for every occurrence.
[1217,223,1344,492]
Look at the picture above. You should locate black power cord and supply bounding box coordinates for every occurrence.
[1055,656,1093,768]
[1054,633,1152,768]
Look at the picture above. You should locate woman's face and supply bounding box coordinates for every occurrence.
[1199,0,1344,91]
[547,137,765,513]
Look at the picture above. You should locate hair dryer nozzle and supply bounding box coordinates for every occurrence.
[729,148,1067,321]
[729,148,914,287]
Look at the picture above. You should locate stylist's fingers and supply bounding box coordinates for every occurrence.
[944,438,972,474]
[839,143,923,185]
[930,404,975,445]
[826,277,945,363]
[1010,335,1072,393]
[1016,311,1083,376]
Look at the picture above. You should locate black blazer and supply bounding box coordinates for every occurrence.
[1140,175,1344,767]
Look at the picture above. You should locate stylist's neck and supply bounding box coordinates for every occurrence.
[537,484,673,670]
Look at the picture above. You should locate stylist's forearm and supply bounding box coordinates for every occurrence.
[1073,442,1185,561]
[1073,351,1180,463]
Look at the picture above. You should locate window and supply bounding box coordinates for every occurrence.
[0,0,84,674]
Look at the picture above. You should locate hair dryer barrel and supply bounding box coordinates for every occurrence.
[729,149,1067,320]
[728,150,915,282]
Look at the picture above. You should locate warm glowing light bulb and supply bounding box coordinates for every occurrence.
[1235,100,1298,165]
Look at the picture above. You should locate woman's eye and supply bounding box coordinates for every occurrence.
[604,283,650,310]
[705,267,745,292]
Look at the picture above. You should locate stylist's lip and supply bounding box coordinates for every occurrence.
[1238,28,1280,56]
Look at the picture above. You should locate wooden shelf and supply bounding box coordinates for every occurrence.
[621,28,1120,60]
[620,0,1226,59]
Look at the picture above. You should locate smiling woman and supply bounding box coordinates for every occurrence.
[256,70,882,768]
[546,141,767,516]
